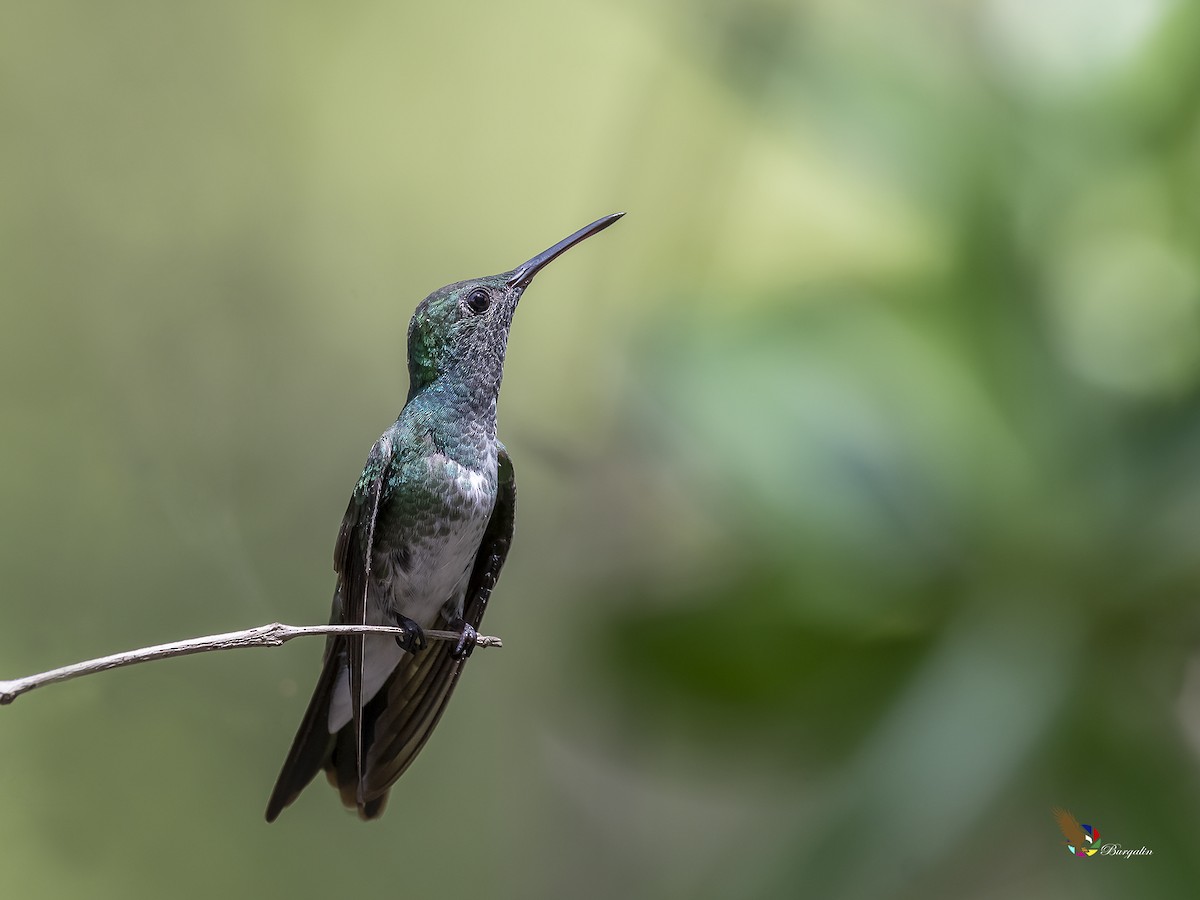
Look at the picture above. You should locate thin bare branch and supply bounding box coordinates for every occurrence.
[0,622,501,706]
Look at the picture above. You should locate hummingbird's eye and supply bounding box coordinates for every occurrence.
[466,288,492,314]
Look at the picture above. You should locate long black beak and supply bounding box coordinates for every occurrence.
[507,213,624,288]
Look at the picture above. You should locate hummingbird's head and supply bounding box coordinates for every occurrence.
[405,213,623,400]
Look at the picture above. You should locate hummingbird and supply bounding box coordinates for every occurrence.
[265,213,623,821]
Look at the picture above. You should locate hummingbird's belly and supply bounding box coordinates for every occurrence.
[376,513,490,625]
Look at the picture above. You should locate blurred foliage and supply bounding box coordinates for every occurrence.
[2,1,1199,898]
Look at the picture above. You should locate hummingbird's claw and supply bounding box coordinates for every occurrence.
[450,620,478,660]
[390,615,427,653]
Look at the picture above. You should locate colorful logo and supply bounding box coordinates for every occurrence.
[1053,807,1100,857]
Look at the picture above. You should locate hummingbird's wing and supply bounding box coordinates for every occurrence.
[337,447,390,809]
[263,612,340,821]
[264,441,392,822]
[354,446,516,816]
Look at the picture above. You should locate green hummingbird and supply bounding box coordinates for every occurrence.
[265,213,623,821]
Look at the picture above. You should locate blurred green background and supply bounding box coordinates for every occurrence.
[2,0,1199,897]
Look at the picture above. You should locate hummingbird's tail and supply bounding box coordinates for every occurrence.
[264,633,449,822]
[350,627,468,808]
[324,630,469,820]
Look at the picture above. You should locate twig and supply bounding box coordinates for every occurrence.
[0,622,502,706]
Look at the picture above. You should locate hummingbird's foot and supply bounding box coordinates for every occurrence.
[389,615,427,653]
[449,620,478,660]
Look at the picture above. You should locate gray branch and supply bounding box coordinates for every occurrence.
[0,622,502,706]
